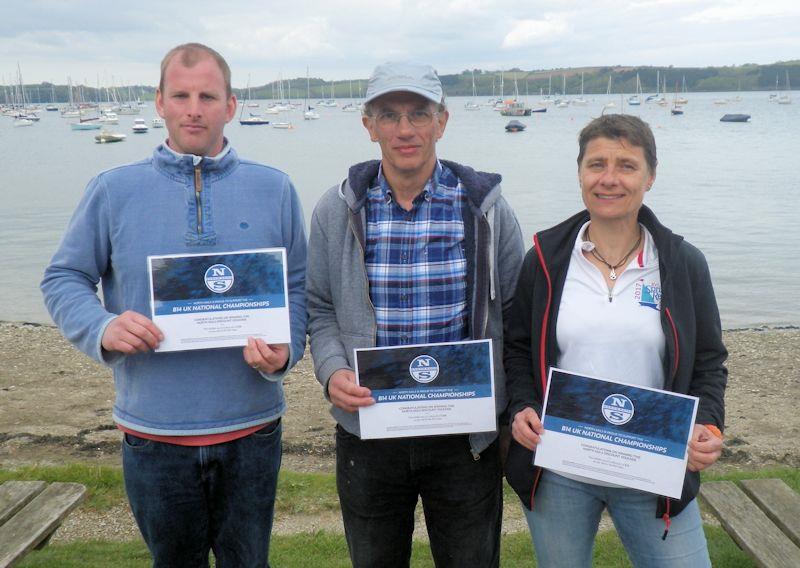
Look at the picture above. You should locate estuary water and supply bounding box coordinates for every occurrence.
[1,91,798,329]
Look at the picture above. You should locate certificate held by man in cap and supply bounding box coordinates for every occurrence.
[148,248,290,352]
[355,339,496,439]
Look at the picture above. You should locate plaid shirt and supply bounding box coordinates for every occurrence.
[365,162,468,347]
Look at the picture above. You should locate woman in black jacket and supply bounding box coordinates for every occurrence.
[504,114,727,567]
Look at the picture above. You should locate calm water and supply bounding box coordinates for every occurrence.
[1,92,798,328]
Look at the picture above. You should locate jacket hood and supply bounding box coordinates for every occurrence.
[342,159,503,213]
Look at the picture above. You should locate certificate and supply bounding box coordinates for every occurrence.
[148,248,290,352]
[355,339,496,439]
[534,368,698,498]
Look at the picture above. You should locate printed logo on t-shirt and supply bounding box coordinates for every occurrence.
[634,279,661,311]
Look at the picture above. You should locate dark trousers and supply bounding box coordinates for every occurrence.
[336,426,502,568]
[122,420,282,568]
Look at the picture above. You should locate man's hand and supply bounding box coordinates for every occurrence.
[243,339,289,374]
[511,407,545,451]
[687,424,723,472]
[101,311,163,355]
[328,369,374,413]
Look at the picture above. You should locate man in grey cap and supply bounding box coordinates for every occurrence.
[306,62,524,566]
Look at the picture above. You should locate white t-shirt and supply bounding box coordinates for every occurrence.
[553,222,665,486]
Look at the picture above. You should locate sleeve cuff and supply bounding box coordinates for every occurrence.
[703,424,724,440]
[258,344,295,382]
[97,315,125,367]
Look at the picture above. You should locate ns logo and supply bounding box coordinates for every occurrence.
[601,394,635,425]
[409,355,440,383]
[204,264,234,293]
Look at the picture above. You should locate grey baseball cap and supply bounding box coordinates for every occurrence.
[364,62,443,104]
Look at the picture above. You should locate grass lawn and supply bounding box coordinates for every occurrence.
[5,465,795,567]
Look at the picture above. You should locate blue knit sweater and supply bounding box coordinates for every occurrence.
[41,143,307,435]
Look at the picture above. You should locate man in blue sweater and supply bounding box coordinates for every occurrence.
[41,43,307,566]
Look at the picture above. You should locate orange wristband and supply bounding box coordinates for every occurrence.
[703,424,723,440]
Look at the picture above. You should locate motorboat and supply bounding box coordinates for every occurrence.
[499,100,531,116]
[505,119,526,132]
[239,114,271,125]
[95,131,126,143]
[71,121,102,130]
[720,114,750,122]
[151,117,165,128]
[132,118,149,133]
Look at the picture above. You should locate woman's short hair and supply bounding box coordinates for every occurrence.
[160,43,232,98]
[577,114,657,173]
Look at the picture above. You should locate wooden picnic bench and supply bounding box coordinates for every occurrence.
[700,478,800,568]
[0,480,86,568]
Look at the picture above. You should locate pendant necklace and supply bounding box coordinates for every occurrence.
[584,226,642,281]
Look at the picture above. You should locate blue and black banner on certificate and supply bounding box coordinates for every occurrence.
[355,339,496,439]
[147,249,290,352]
[534,368,698,498]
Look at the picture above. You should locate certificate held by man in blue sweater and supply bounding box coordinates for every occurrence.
[534,368,698,499]
[355,339,496,439]
[148,248,290,352]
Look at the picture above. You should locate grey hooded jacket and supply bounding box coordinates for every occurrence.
[306,159,524,455]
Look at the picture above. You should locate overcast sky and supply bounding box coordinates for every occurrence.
[2,0,798,87]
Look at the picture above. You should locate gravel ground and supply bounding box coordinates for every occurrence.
[1,322,798,543]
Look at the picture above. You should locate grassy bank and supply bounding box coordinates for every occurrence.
[4,464,798,566]
[14,528,758,568]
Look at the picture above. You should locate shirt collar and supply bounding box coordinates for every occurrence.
[574,222,658,268]
[376,160,443,205]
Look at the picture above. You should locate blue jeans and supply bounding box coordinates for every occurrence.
[524,471,711,568]
[122,420,282,567]
[335,426,502,568]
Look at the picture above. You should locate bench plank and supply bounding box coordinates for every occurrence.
[741,478,800,548]
[0,482,46,527]
[0,482,86,568]
[700,481,800,568]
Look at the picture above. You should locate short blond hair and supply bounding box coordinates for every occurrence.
[159,43,232,98]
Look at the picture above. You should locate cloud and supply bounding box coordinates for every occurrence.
[628,0,701,8]
[502,14,570,49]
[683,1,800,23]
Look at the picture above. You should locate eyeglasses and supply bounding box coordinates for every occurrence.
[371,109,438,128]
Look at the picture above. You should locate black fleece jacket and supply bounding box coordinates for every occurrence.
[503,205,727,519]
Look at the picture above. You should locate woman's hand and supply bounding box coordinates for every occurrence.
[511,407,545,451]
[687,424,723,472]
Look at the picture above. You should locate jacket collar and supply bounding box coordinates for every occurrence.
[153,139,238,178]
[536,205,683,270]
